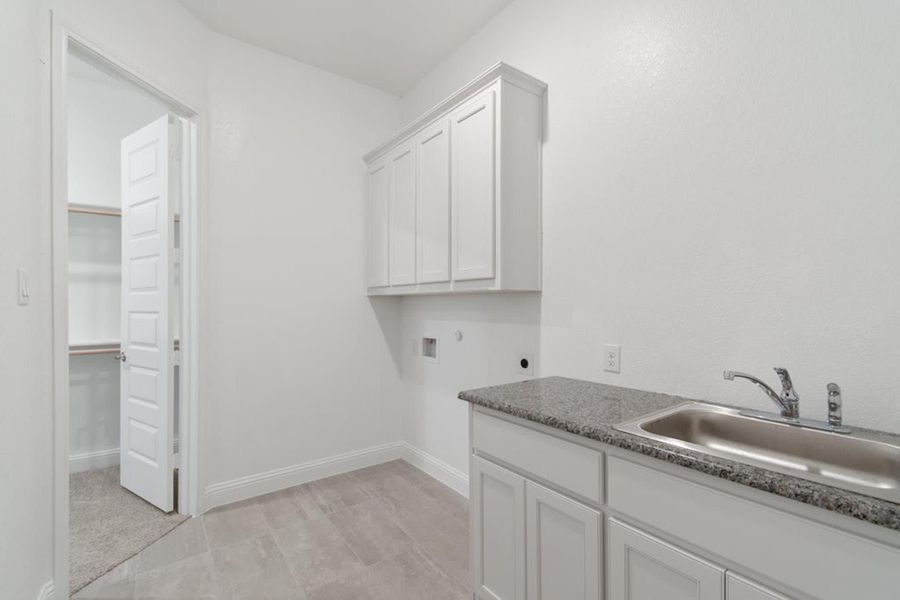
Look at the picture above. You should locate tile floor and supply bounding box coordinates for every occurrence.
[73,460,469,599]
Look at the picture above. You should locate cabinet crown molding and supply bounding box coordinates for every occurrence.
[364,62,547,164]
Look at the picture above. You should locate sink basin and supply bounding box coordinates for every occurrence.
[615,402,900,504]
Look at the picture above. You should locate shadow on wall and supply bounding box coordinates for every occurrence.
[368,295,406,377]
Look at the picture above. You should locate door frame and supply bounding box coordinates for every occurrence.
[50,13,202,594]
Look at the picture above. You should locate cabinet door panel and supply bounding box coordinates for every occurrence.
[526,481,601,600]
[389,145,416,285]
[608,519,724,600]
[367,160,389,287]
[726,574,790,600]
[472,455,526,600]
[451,89,496,281]
[416,120,450,283]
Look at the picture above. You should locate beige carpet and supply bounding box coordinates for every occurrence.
[69,466,188,595]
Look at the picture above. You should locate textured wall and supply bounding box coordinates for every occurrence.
[400,0,900,475]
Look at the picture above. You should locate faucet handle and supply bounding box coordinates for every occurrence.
[773,367,799,401]
[827,383,842,427]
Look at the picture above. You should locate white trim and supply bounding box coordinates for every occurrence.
[36,580,56,600]
[363,62,546,162]
[202,441,470,511]
[69,448,119,473]
[204,442,406,510]
[400,442,470,498]
[50,14,203,594]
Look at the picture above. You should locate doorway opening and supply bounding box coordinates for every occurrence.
[52,25,200,596]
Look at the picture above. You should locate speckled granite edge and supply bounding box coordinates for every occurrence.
[459,377,900,531]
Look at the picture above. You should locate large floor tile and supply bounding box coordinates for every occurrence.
[210,534,304,600]
[304,474,371,514]
[376,478,469,589]
[255,485,324,530]
[366,548,469,600]
[72,556,137,599]
[272,515,366,594]
[327,497,412,566]
[137,517,209,574]
[202,498,270,550]
[133,553,219,600]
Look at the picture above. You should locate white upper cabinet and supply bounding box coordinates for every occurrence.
[364,63,545,295]
[451,89,496,281]
[388,144,416,285]
[415,119,451,284]
[367,159,390,287]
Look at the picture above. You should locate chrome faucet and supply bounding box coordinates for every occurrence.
[723,367,800,419]
[723,368,851,434]
[827,383,842,427]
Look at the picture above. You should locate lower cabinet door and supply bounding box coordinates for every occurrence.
[471,455,526,600]
[608,518,724,600]
[526,481,602,600]
[726,574,791,600]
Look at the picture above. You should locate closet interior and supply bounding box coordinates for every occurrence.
[67,52,183,508]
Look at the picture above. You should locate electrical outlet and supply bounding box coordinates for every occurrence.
[604,344,620,373]
[516,352,535,376]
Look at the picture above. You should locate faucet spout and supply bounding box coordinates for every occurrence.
[723,369,799,419]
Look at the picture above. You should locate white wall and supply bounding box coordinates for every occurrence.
[399,0,900,476]
[0,0,53,596]
[68,54,168,210]
[202,32,404,494]
[49,0,406,508]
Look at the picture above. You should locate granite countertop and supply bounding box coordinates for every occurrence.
[459,376,900,531]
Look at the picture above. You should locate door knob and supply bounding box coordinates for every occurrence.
[114,351,127,362]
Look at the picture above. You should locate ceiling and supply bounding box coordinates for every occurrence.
[178,0,514,95]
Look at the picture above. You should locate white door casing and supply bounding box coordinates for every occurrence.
[120,115,175,512]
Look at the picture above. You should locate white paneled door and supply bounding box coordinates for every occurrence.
[471,455,526,600]
[389,144,416,285]
[415,119,451,283]
[368,159,390,287]
[526,481,602,600]
[120,115,175,512]
[451,88,496,281]
[608,518,724,600]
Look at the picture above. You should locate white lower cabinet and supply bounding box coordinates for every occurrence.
[725,574,789,600]
[471,409,898,600]
[471,455,526,600]
[526,481,602,600]
[608,518,724,600]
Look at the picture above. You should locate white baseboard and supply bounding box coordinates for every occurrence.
[399,441,469,498]
[69,448,119,473]
[36,580,56,600]
[203,441,406,510]
[202,441,469,511]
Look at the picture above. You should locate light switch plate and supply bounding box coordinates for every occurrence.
[17,268,29,305]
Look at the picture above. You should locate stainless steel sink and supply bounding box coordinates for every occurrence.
[615,403,900,504]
